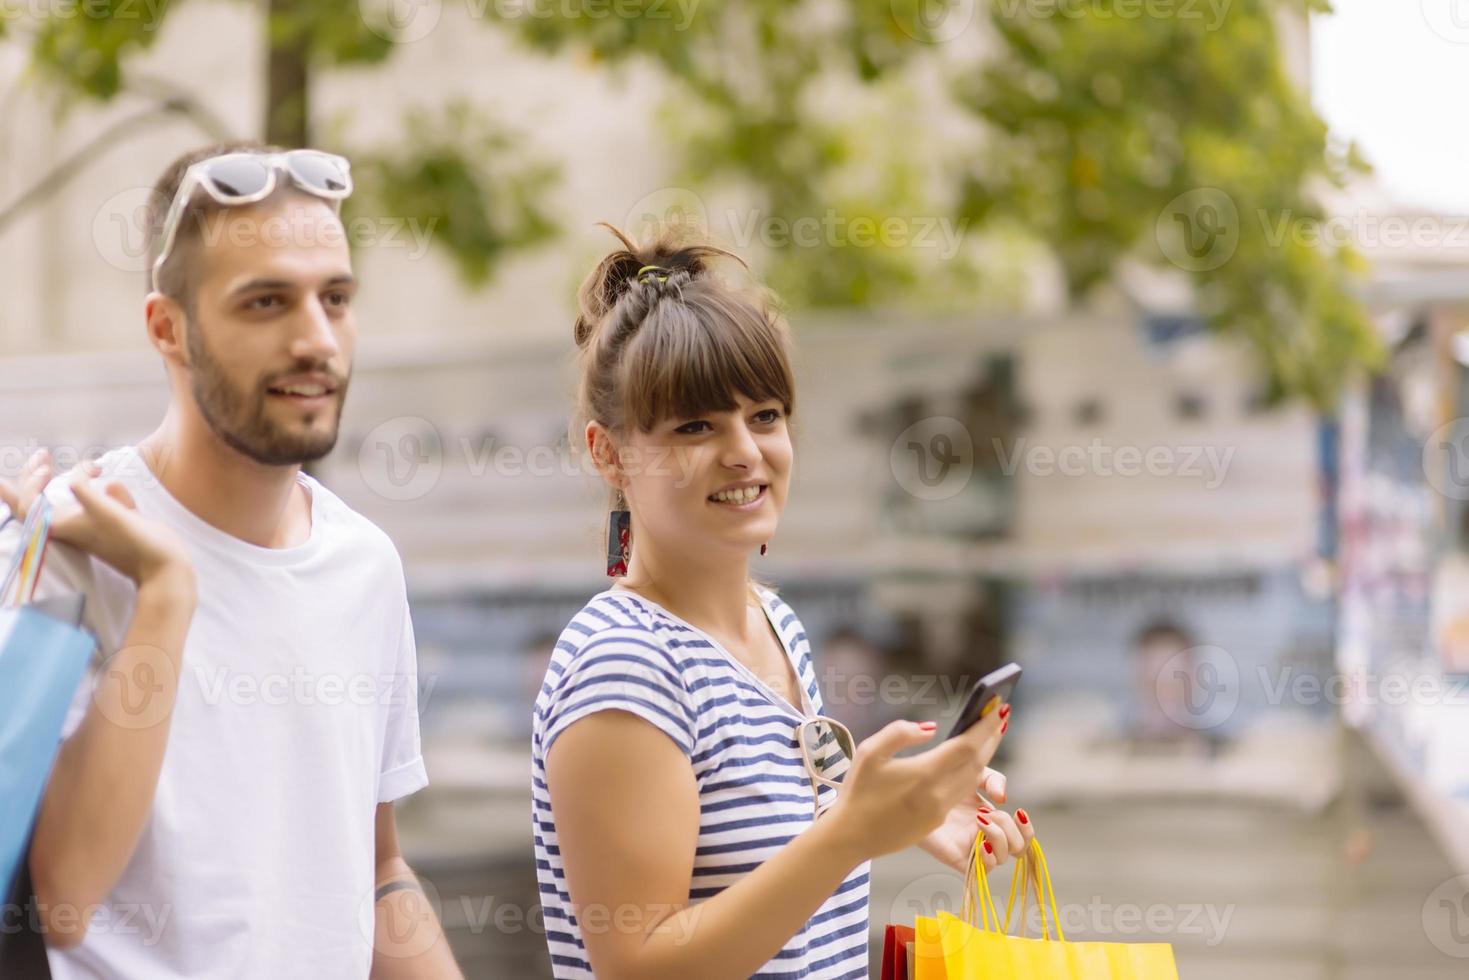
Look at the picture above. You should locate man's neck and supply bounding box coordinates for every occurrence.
[137,410,311,550]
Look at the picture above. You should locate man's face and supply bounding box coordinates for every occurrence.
[181,194,356,466]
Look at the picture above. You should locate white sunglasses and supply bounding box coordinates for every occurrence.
[796,715,856,820]
[149,149,353,293]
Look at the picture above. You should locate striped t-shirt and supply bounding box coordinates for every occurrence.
[531,585,871,979]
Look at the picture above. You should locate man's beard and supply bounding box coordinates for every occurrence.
[186,324,347,467]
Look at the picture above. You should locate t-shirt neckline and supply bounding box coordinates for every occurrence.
[120,445,323,566]
[605,585,814,718]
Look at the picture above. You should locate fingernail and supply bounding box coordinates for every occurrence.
[983,840,993,854]
[1001,721,1008,734]
[978,805,992,813]
[976,814,989,826]
[1017,809,1029,825]
[917,721,937,731]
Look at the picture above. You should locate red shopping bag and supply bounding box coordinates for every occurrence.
[881,923,916,980]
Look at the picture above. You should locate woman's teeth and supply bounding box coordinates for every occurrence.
[709,486,763,505]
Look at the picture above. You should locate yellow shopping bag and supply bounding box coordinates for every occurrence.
[913,833,1179,979]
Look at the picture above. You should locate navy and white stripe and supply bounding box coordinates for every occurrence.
[531,586,871,979]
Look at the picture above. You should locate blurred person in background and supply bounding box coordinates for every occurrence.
[531,227,1034,979]
[0,142,460,979]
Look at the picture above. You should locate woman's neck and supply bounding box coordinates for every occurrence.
[618,539,755,640]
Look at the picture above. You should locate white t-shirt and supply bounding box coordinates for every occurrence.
[0,445,428,979]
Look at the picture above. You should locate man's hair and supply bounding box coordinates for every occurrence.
[144,140,287,310]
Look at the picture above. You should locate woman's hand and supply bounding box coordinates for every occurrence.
[918,797,1035,873]
[1,449,193,592]
[915,762,1034,871]
[822,698,1009,864]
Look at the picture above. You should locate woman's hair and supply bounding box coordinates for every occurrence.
[572,223,795,437]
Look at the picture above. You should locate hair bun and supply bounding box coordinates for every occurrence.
[573,223,741,350]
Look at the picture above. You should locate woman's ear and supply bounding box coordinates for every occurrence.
[585,421,624,490]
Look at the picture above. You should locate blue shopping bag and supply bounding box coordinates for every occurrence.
[0,499,95,899]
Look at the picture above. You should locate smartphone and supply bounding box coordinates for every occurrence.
[946,662,1022,740]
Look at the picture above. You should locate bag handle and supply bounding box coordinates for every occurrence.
[998,840,1069,946]
[0,497,53,609]
[965,832,1067,943]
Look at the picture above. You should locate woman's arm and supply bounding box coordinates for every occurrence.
[545,705,1004,980]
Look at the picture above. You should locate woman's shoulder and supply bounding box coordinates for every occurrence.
[552,589,688,667]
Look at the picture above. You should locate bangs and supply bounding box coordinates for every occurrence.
[618,279,795,432]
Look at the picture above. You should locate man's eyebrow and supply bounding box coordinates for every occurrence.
[227,274,357,297]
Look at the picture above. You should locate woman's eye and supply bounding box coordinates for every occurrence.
[675,420,711,435]
[755,409,783,424]
[325,291,351,308]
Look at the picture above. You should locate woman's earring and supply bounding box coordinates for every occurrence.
[607,491,631,577]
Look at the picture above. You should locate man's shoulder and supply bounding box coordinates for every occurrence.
[300,473,405,574]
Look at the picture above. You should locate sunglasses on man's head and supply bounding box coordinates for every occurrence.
[150,149,353,293]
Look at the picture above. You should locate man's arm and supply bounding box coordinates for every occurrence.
[15,467,198,950]
[369,802,463,979]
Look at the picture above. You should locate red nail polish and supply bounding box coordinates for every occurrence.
[917,721,937,731]
[1001,721,1008,734]
[1017,809,1029,825]
[978,806,992,813]
[983,840,993,854]
[977,814,989,826]
[999,704,1011,719]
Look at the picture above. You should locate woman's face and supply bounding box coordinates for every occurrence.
[605,392,793,559]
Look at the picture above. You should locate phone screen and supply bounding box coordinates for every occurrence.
[946,662,1022,740]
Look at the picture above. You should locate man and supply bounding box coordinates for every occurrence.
[0,141,462,978]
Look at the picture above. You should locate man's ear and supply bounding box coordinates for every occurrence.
[145,292,189,368]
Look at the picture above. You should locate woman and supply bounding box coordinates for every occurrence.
[533,227,1034,979]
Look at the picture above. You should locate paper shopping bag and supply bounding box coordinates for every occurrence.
[0,499,95,897]
[913,832,1179,979]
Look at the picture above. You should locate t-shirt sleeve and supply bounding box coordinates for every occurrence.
[540,626,696,758]
[378,599,429,803]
